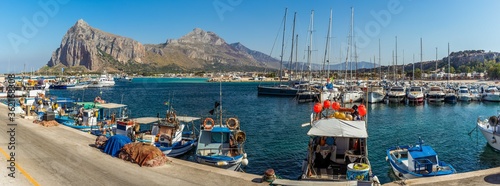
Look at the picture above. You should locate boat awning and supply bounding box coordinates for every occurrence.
[307,118,368,138]
[98,103,127,109]
[211,126,231,133]
[176,116,201,122]
[132,117,159,124]
[408,145,437,159]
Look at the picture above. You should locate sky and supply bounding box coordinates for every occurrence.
[1,0,500,73]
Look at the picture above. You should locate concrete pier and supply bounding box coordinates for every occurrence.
[0,104,265,186]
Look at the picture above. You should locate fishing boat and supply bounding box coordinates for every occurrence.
[406,86,424,103]
[195,99,248,171]
[300,101,374,184]
[387,86,406,103]
[427,86,445,102]
[341,87,364,103]
[367,86,385,103]
[386,138,456,179]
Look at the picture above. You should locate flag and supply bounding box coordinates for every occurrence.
[164,101,169,106]
[209,101,220,115]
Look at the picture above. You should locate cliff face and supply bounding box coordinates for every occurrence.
[47,20,279,72]
[47,19,146,71]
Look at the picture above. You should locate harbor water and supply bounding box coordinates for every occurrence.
[44,79,500,184]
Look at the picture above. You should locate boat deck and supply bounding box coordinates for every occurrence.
[310,163,347,180]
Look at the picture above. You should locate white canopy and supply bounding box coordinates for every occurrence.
[98,103,127,109]
[307,118,368,138]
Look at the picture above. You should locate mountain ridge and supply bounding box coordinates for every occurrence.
[45,20,280,72]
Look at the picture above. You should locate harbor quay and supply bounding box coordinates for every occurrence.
[1,102,500,186]
[0,104,263,186]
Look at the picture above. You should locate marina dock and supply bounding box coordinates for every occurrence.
[0,104,263,186]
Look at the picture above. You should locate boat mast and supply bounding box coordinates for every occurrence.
[307,10,314,82]
[350,7,354,83]
[402,50,405,81]
[395,36,398,84]
[447,42,450,86]
[420,38,423,80]
[392,50,395,82]
[323,9,332,83]
[278,8,287,85]
[436,47,438,79]
[412,54,415,81]
[289,12,296,81]
[379,39,381,80]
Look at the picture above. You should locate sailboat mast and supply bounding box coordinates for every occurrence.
[392,50,395,82]
[279,8,287,84]
[420,38,423,80]
[412,54,415,81]
[402,50,405,80]
[436,47,438,77]
[307,10,314,82]
[379,39,381,80]
[289,12,296,81]
[323,9,332,82]
[448,43,450,84]
[395,36,398,83]
[350,7,354,83]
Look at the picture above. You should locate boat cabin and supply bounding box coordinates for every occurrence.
[407,145,439,174]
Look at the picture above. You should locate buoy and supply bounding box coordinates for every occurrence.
[358,104,367,117]
[332,102,340,110]
[338,113,346,120]
[313,103,323,113]
[323,100,331,109]
[346,114,353,121]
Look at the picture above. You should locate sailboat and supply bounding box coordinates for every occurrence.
[444,43,457,103]
[297,10,321,103]
[341,11,364,103]
[258,8,301,96]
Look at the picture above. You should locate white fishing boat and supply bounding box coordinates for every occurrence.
[387,86,406,103]
[300,101,374,184]
[477,115,500,151]
[386,138,456,179]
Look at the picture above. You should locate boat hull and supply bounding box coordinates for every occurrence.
[367,92,385,103]
[157,139,197,157]
[478,120,500,151]
[196,155,243,171]
[257,85,300,96]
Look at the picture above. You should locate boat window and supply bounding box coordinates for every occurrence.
[459,90,468,93]
[211,132,230,143]
[430,87,441,91]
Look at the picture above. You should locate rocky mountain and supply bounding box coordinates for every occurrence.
[47,19,146,71]
[45,20,279,72]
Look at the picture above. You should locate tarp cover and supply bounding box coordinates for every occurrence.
[307,118,368,138]
[103,135,131,157]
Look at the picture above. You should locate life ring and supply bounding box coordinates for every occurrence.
[226,118,239,130]
[235,130,246,144]
[203,118,215,130]
[353,163,369,170]
[338,107,355,113]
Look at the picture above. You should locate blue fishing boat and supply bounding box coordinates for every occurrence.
[386,138,456,179]
[195,99,248,171]
[131,114,200,157]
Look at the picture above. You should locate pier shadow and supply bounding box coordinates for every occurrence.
[484,173,500,184]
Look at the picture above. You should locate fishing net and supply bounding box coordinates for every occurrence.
[118,142,170,167]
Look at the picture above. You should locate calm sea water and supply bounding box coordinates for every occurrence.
[45,78,500,184]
